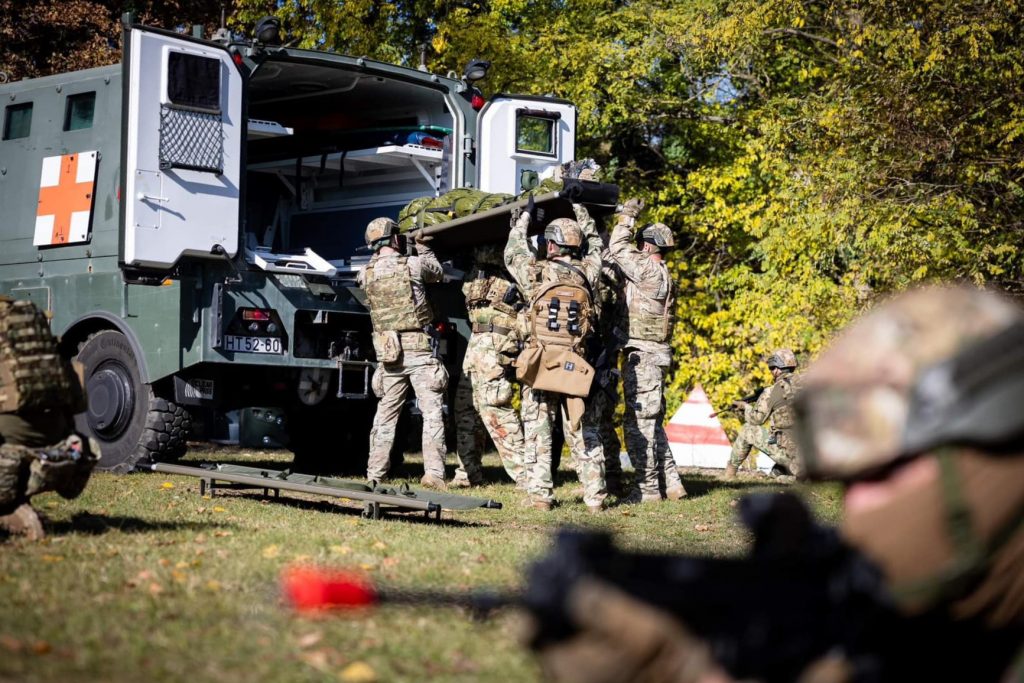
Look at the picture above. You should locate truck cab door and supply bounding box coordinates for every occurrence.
[122,26,243,271]
[476,96,576,195]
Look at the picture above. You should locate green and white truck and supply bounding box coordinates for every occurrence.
[0,18,583,472]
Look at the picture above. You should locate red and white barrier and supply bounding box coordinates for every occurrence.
[666,384,774,472]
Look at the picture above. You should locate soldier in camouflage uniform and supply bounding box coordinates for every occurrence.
[591,238,627,496]
[452,245,526,488]
[358,218,448,489]
[530,286,1024,682]
[452,371,487,486]
[607,202,687,503]
[505,204,608,512]
[723,349,802,479]
[0,297,97,540]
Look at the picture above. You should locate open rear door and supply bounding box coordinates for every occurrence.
[122,26,243,270]
[476,96,576,195]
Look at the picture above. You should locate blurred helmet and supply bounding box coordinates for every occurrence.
[795,286,1024,481]
[365,218,398,249]
[766,348,797,371]
[544,218,583,249]
[640,222,674,249]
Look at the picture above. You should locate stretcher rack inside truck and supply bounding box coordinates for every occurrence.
[0,14,612,474]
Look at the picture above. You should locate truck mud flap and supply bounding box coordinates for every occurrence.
[147,462,502,521]
[413,181,620,251]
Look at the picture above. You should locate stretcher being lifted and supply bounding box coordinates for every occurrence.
[147,463,502,521]
[404,179,621,251]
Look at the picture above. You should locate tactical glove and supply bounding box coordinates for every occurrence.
[618,198,645,219]
[527,578,730,683]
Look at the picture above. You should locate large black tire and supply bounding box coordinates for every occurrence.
[75,330,191,473]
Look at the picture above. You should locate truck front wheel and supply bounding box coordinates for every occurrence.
[75,330,191,473]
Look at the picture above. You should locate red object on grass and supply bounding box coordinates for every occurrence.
[281,566,378,611]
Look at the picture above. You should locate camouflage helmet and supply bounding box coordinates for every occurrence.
[365,217,398,249]
[766,348,797,371]
[795,286,1024,481]
[640,222,674,249]
[544,218,583,249]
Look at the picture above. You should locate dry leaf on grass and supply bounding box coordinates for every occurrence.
[161,482,175,490]
[262,545,280,559]
[339,661,378,682]
[297,631,323,649]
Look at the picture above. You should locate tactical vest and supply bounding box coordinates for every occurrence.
[462,266,519,328]
[0,299,84,415]
[626,262,675,343]
[363,256,433,332]
[770,373,801,431]
[526,261,594,353]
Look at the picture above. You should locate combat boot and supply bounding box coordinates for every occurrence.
[586,503,606,514]
[622,489,662,505]
[0,504,44,541]
[419,473,447,491]
[449,475,482,489]
[722,463,738,480]
[665,484,688,500]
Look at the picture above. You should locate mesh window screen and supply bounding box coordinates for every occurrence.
[159,105,224,174]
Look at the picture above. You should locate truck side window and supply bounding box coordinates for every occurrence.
[516,115,555,156]
[64,92,96,131]
[2,102,32,140]
[160,52,224,174]
[167,52,221,112]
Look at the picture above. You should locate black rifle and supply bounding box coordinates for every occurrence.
[309,493,897,683]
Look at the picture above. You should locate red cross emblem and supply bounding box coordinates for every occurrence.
[35,152,97,246]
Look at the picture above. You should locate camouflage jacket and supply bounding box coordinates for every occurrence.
[357,244,443,332]
[607,217,674,349]
[504,203,602,301]
[745,370,801,432]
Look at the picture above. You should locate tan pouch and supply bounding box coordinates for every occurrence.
[372,331,402,364]
[519,346,594,398]
[514,344,544,386]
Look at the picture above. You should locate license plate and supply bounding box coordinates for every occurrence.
[224,335,283,354]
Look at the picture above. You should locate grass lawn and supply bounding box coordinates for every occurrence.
[0,445,842,682]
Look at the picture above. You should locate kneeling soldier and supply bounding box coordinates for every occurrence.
[724,349,803,479]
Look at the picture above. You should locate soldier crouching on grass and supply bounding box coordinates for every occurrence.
[723,348,803,480]
[358,218,448,490]
[0,297,97,540]
[606,199,687,504]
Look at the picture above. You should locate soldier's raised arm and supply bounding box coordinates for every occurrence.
[607,200,647,282]
[411,235,444,283]
[504,209,534,293]
[572,203,602,287]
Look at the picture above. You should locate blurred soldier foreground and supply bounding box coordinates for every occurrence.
[0,298,97,540]
[530,285,1024,682]
[724,348,803,479]
[358,218,448,489]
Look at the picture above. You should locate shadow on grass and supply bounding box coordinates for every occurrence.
[211,491,491,528]
[47,512,235,536]
[679,474,791,499]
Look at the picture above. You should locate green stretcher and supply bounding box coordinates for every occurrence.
[148,463,502,521]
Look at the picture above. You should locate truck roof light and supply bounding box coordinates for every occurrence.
[231,51,243,67]
[471,94,485,111]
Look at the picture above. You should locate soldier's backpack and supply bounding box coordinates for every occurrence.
[0,299,84,415]
[514,269,596,398]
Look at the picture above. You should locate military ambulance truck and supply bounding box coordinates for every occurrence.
[0,19,580,472]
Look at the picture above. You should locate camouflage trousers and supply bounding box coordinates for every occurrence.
[622,347,684,497]
[521,385,607,508]
[0,436,96,515]
[728,423,803,477]
[453,370,524,486]
[590,369,623,492]
[367,351,448,482]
